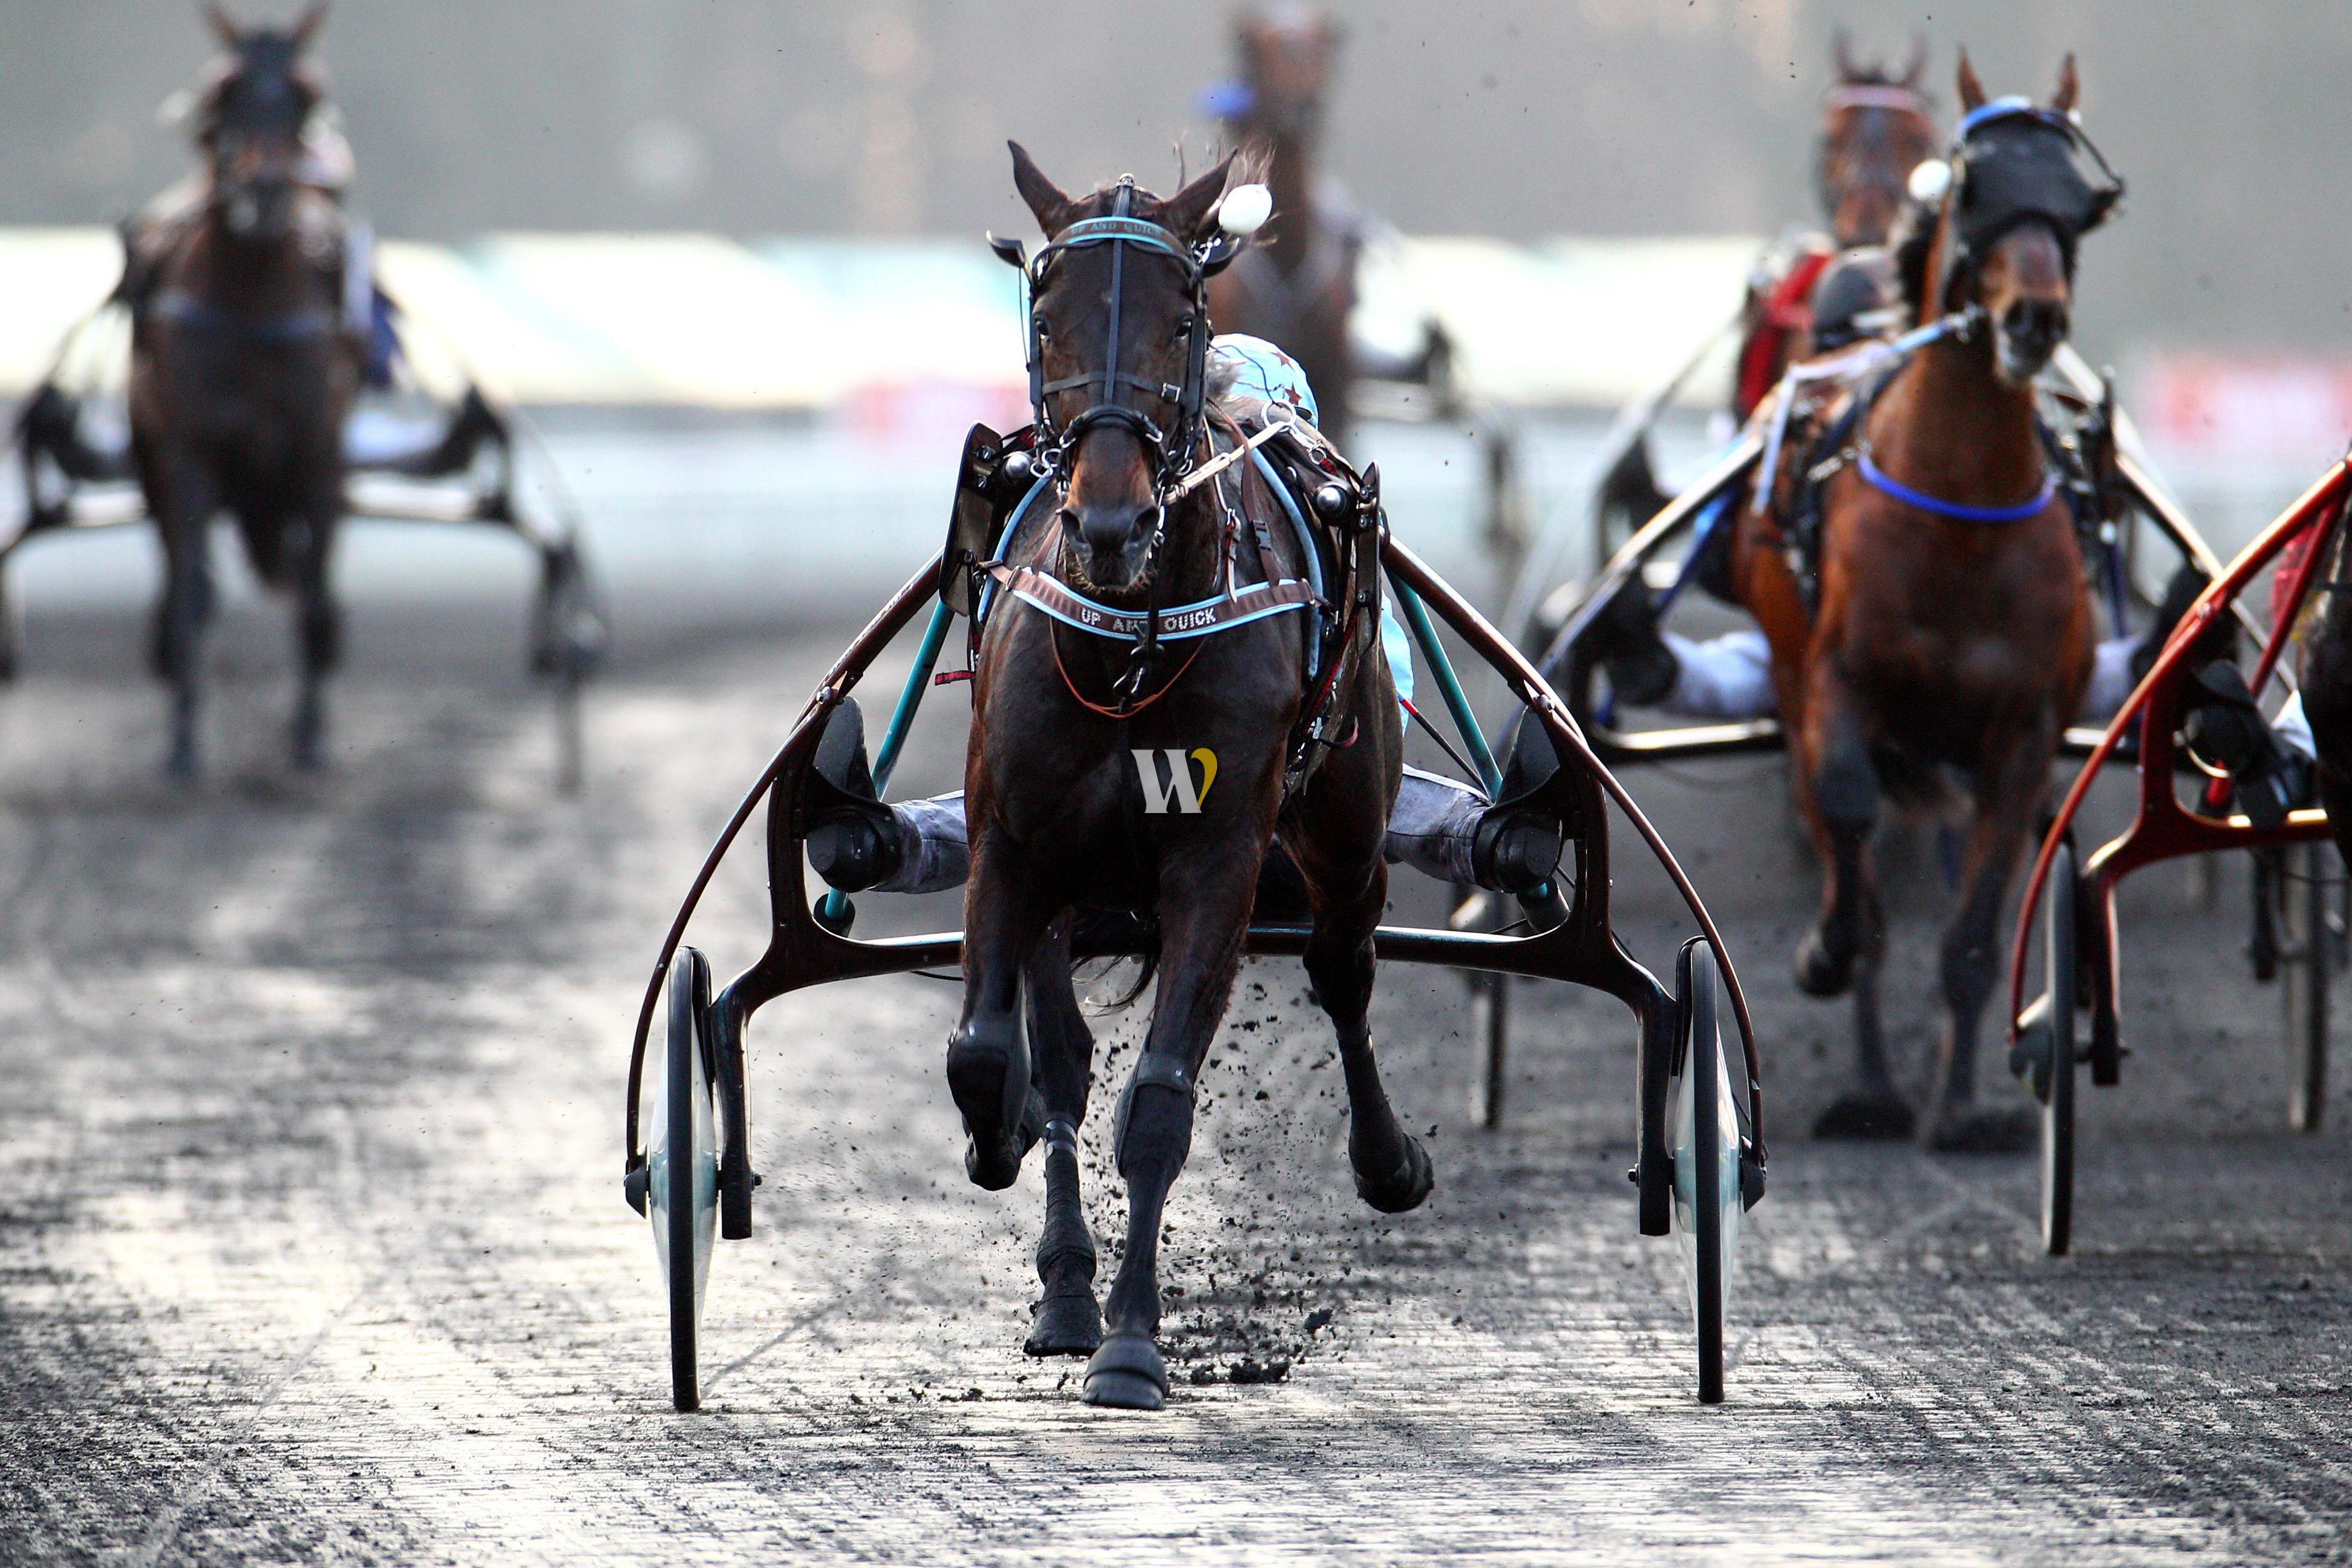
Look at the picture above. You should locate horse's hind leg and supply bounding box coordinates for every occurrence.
[1022,913,1102,1357]
[1086,851,1258,1410]
[1800,682,1911,1138]
[1305,850,1432,1214]
[1924,715,2053,1152]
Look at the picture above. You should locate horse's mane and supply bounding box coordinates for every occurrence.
[1890,196,1940,322]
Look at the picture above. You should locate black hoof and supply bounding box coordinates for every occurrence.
[1082,1332,1168,1410]
[1353,1131,1435,1214]
[1024,1291,1103,1357]
[947,1019,1034,1191]
[1794,930,1854,998]
[1924,1103,2036,1154]
[1811,1089,1915,1141]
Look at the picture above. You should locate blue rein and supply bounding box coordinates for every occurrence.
[1855,446,2059,524]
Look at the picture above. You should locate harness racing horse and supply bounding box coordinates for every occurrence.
[131,2,354,777]
[1732,55,2122,1149]
[956,145,1424,1410]
[1202,7,1362,451]
[1731,34,1939,422]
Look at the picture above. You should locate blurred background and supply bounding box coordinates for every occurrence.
[1,0,2346,618]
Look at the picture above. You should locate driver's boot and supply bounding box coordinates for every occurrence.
[805,698,906,892]
[2183,661,2313,831]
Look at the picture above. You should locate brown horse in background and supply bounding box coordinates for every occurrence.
[1203,7,1361,449]
[1733,55,2113,1149]
[1730,34,1939,422]
[131,2,355,777]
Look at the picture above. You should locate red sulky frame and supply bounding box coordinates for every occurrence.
[2009,457,2351,1083]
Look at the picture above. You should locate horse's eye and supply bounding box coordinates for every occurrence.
[1174,315,1195,343]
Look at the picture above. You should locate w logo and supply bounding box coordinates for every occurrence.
[1132,748,1218,814]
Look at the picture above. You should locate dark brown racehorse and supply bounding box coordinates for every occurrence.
[1203,7,1359,449]
[1731,36,1939,421]
[1733,55,2114,1149]
[955,145,1423,1410]
[131,2,354,776]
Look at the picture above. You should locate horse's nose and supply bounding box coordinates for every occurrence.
[1062,501,1161,582]
[2004,297,2070,358]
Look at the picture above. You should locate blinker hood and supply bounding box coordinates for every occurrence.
[1939,98,2124,304]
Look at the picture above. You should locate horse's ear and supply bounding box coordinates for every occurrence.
[1008,141,1074,235]
[1831,27,1858,82]
[292,1,328,51]
[2050,52,2079,114]
[201,1,240,48]
[1161,150,1241,243]
[1901,34,1929,88]
[1955,49,1987,113]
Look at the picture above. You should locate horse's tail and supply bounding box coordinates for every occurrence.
[1074,909,1160,1012]
[233,511,298,591]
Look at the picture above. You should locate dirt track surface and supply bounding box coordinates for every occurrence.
[4,590,2351,1567]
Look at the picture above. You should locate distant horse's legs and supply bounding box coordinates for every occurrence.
[1800,682,1910,1138]
[1022,913,1102,1357]
[152,470,218,780]
[290,507,341,771]
[1924,713,2053,1152]
[1085,848,1259,1411]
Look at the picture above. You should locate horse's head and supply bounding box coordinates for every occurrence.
[1922,51,2124,387]
[193,2,328,243]
[1228,6,1342,143]
[1007,143,1257,593]
[1816,32,1937,247]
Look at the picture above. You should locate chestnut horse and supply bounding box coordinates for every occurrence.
[132,2,355,776]
[955,146,1422,1410]
[1733,55,2120,1149]
[1203,7,1360,450]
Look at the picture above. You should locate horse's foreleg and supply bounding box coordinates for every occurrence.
[1800,676,1910,1138]
[152,475,218,780]
[290,494,341,770]
[1022,912,1101,1357]
[1085,848,1256,1411]
[1925,714,2053,1152]
[949,832,1053,1193]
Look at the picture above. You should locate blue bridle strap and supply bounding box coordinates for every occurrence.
[1857,446,2059,524]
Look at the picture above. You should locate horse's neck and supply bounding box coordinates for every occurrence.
[1259,127,1321,276]
[183,207,316,308]
[1870,337,2045,498]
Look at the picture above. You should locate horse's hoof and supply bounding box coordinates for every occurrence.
[1082,1333,1168,1410]
[1924,1103,2035,1155]
[1793,931,1854,998]
[1811,1089,1914,1141]
[1024,1291,1103,1357]
[1353,1131,1435,1214]
[947,1019,1031,1191]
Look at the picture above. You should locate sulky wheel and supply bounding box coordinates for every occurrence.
[1470,970,1508,1130]
[2283,840,2336,1133]
[2038,842,2080,1256]
[648,946,719,1411]
[1671,938,1739,1404]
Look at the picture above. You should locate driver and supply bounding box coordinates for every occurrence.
[806,334,1569,901]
